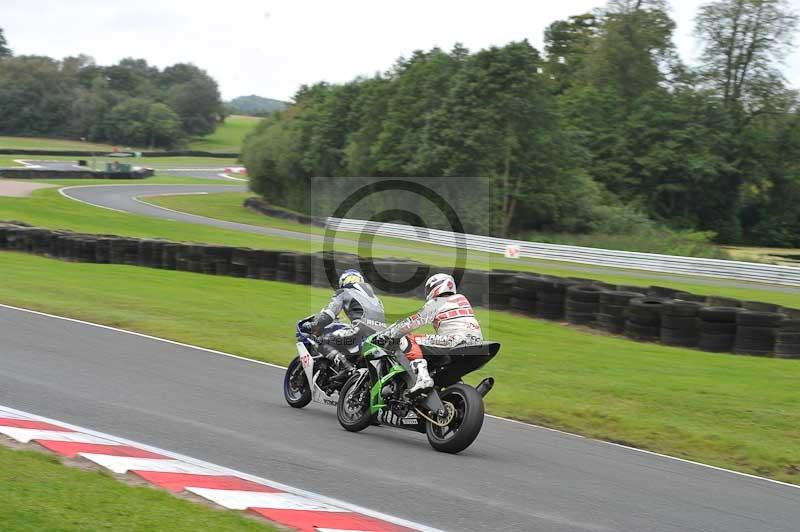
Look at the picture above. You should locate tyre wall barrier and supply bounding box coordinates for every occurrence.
[1,221,798,360]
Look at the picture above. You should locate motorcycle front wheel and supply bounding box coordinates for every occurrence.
[426,383,484,454]
[284,356,311,408]
[337,372,372,432]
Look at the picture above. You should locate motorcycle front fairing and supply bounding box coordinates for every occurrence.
[296,341,339,407]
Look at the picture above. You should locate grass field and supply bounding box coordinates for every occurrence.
[0,444,273,531]
[187,115,261,152]
[0,136,140,151]
[0,115,258,155]
[2,251,799,484]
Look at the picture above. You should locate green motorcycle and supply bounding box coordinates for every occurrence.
[336,335,499,453]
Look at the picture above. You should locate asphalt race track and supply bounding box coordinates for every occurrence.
[58,182,796,294]
[1,305,798,532]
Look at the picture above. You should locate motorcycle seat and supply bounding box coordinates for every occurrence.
[420,341,501,359]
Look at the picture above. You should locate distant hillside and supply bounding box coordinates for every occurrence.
[228,95,289,116]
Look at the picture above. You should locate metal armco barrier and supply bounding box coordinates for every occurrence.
[326,218,800,287]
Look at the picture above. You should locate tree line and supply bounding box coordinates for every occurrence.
[243,0,800,248]
[0,29,224,149]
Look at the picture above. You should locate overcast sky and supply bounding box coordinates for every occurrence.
[3,0,800,101]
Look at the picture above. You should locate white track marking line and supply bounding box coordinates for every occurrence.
[186,489,341,511]
[0,411,32,419]
[1,302,798,493]
[59,186,126,213]
[59,184,239,214]
[78,455,220,475]
[217,172,247,182]
[0,403,442,532]
[13,159,42,168]
[0,427,116,444]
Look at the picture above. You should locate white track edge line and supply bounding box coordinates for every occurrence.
[1,302,798,493]
[59,186,126,213]
[218,172,248,182]
[0,402,443,532]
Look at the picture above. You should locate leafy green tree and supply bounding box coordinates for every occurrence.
[147,103,184,149]
[163,63,224,135]
[544,14,599,93]
[696,0,799,118]
[0,27,12,58]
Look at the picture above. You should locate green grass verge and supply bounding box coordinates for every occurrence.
[1,251,799,484]
[188,115,260,152]
[0,136,138,151]
[0,445,274,531]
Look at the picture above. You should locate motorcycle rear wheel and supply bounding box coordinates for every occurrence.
[426,383,484,454]
[284,356,311,408]
[337,373,372,432]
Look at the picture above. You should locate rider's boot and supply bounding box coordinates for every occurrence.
[408,359,434,394]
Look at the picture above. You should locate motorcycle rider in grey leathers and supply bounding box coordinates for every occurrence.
[301,269,386,379]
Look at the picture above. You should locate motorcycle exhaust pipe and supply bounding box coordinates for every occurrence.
[476,377,494,397]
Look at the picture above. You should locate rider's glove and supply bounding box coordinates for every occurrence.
[300,321,315,334]
[373,333,392,347]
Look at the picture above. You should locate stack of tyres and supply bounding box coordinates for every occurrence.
[110,238,128,265]
[276,252,296,282]
[775,317,800,358]
[137,240,158,268]
[199,245,223,275]
[673,291,706,302]
[294,253,312,285]
[76,236,98,263]
[648,286,681,298]
[625,297,668,341]
[162,243,180,270]
[458,270,488,307]
[660,300,703,347]
[486,272,516,311]
[698,307,741,352]
[533,277,569,320]
[310,252,332,288]
[734,311,784,356]
[257,250,280,280]
[244,249,263,279]
[565,285,606,326]
[742,301,780,313]
[4,226,29,251]
[509,274,539,315]
[706,296,742,308]
[0,224,9,249]
[148,241,168,269]
[29,229,53,255]
[596,290,644,333]
[94,237,113,264]
[187,245,206,273]
[229,248,250,277]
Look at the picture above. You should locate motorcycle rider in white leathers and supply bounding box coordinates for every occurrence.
[375,273,483,394]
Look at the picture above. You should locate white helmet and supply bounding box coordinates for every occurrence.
[425,273,457,301]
